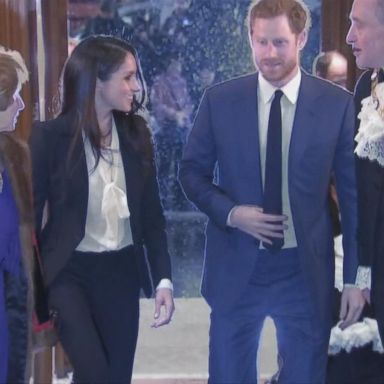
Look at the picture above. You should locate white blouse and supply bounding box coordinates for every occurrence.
[76,119,133,252]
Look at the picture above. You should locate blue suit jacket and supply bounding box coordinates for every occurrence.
[180,71,358,324]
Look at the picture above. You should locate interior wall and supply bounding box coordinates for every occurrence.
[40,0,68,119]
[0,0,68,138]
[321,0,362,91]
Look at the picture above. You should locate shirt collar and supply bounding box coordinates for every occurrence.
[258,69,302,105]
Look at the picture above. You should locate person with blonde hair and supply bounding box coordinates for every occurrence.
[0,46,34,383]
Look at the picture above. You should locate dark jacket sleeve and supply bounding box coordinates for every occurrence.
[179,90,236,228]
[141,158,172,287]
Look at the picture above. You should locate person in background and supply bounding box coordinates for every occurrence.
[190,62,216,114]
[179,0,365,382]
[151,53,193,211]
[30,36,174,383]
[313,50,348,89]
[80,0,131,40]
[0,46,34,383]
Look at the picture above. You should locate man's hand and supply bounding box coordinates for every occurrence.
[151,288,175,328]
[339,286,365,329]
[362,288,371,304]
[230,205,287,244]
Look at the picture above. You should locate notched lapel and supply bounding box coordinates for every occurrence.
[65,135,89,212]
[114,113,142,220]
[57,114,88,216]
[289,74,323,171]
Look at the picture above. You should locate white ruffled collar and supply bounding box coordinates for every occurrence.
[355,71,384,166]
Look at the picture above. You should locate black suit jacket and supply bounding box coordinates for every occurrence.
[355,69,384,338]
[30,112,171,296]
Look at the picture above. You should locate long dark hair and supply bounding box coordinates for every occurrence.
[60,35,152,171]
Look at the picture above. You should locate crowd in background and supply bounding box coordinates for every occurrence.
[74,0,320,211]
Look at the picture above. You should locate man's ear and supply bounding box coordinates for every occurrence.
[297,30,308,51]
[248,30,253,49]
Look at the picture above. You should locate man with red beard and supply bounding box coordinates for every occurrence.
[179,0,365,382]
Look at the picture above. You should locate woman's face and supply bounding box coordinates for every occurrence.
[0,89,25,133]
[95,52,141,114]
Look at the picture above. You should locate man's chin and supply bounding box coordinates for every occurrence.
[260,71,277,80]
[354,57,370,71]
[260,72,286,86]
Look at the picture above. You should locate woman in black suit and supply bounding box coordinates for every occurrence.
[30,36,174,383]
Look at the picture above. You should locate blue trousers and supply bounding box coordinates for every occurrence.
[208,248,330,384]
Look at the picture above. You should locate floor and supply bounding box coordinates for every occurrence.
[49,298,278,384]
[133,297,277,383]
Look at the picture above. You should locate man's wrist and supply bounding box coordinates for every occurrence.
[227,205,239,227]
[156,278,173,291]
[343,283,357,288]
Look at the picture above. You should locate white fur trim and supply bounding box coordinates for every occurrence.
[329,318,384,355]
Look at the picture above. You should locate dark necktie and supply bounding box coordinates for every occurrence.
[263,89,284,250]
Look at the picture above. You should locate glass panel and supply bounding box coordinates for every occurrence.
[67,0,321,297]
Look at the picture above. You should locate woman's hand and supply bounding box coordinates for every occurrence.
[151,288,175,328]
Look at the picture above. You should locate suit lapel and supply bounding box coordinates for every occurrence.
[289,73,321,173]
[57,115,88,220]
[114,113,142,225]
[68,137,88,206]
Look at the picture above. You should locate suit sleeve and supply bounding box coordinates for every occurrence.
[333,96,359,284]
[179,91,236,228]
[141,159,172,287]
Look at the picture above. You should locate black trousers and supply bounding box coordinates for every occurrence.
[48,246,140,384]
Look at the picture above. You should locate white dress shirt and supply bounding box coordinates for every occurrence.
[257,70,301,248]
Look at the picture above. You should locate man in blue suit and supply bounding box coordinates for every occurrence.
[179,0,365,382]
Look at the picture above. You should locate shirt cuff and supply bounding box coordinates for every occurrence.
[156,278,173,291]
[227,206,237,227]
[355,266,371,290]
